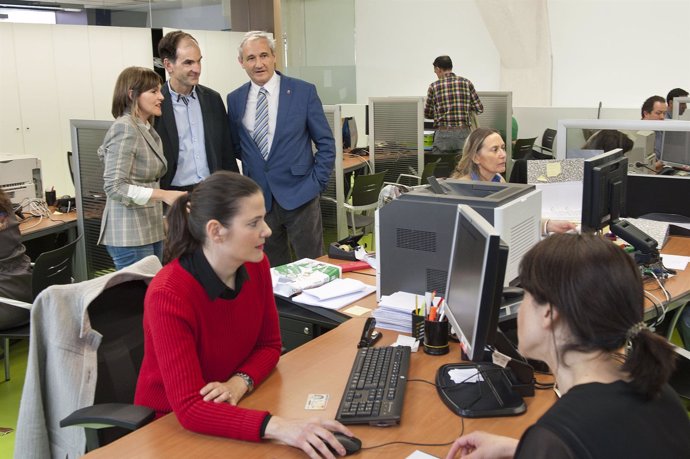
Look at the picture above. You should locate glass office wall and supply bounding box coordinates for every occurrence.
[281,0,356,104]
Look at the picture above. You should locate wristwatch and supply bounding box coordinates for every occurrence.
[234,372,254,393]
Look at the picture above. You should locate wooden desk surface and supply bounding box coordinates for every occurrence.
[343,153,370,174]
[18,210,77,242]
[644,235,690,318]
[85,318,556,459]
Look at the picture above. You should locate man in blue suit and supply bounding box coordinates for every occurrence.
[227,31,335,266]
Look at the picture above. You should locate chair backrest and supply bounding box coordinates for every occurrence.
[351,171,387,207]
[89,279,149,445]
[509,159,528,184]
[512,137,537,160]
[420,159,441,183]
[31,235,82,299]
[541,128,557,151]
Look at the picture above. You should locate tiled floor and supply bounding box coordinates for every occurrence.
[0,340,28,459]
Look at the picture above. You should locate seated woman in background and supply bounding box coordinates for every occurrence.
[98,66,186,270]
[451,128,576,234]
[135,171,353,458]
[446,234,690,459]
[0,189,32,330]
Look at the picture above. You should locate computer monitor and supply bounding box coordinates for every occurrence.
[661,131,690,168]
[581,149,627,233]
[435,204,534,418]
[581,149,658,262]
[627,130,656,173]
[444,205,507,362]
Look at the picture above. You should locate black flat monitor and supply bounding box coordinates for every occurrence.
[581,148,627,233]
[444,205,506,362]
[436,205,534,418]
[582,149,659,262]
[661,131,690,168]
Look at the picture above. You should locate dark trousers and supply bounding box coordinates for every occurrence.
[264,196,324,267]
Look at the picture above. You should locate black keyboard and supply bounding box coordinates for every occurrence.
[335,346,411,426]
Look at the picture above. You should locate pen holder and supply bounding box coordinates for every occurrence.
[423,318,449,355]
[45,190,57,206]
[411,311,425,343]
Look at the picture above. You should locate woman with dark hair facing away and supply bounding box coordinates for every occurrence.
[135,171,354,458]
[98,66,186,270]
[446,234,690,459]
[452,128,576,235]
[0,189,32,329]
[582,129,634,153]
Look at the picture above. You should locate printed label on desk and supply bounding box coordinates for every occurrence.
[492,350,511,368]
[305,393,329,410]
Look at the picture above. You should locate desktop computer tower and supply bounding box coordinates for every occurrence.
[376,180,541,299]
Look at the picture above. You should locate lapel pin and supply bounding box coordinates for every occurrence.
[287,89,291,95]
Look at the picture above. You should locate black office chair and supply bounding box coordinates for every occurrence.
[0,235,82,380]
[509,159,528,184]
[60,279,155,452]
[511,137,537,160]
[533,128,556,155]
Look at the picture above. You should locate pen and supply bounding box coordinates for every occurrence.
[437,298,446,322]
[415,295,418,315]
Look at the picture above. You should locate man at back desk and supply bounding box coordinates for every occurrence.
[424,55,483,155]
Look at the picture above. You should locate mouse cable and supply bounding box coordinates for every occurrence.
[361,414,464,452]
[643,288,666,328]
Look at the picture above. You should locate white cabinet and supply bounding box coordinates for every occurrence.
[2,23,151,197]
[0,23,25,155]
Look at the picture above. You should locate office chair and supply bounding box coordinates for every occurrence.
[509,159,528,184]
[511,137,537,160]
[533,128,557,155]
[67,151,75,186]
[60,279,154,452]
[396,159,440,187]
[343,171,387,238]
[0,235,82,380]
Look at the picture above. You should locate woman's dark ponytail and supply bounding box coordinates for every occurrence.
[623,326,676,398]
[163,193,196,264]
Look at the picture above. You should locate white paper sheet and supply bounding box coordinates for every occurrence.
[535,181,583,221]
[292,285,376,310]
[661,254,690,271]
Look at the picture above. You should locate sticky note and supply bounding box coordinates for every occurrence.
[344,305,370,316]
[546,162,562,177]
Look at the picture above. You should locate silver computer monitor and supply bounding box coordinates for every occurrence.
[444,205,508,362]
[661,131,690,167]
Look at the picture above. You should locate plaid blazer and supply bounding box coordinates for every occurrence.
[97,114,167,247]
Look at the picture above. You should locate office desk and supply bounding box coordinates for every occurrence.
[19,210,86,281]
[18,210,77,242]
[644,235,690,321]
[343,153,370,174]
[84,318,556,459]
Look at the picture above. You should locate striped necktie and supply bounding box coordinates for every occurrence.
[254,87,269,160]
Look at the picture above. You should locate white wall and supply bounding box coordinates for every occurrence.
[549,0,690,108]
[152,5,230,31]
[353,0,690,110]
[354,0,501,103]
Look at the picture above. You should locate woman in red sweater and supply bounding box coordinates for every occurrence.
[134,171,353,458]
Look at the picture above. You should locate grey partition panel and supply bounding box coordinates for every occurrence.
[70,120,115,279]
[320,105,347,239]
[476,91,512,146]
[369,97,424,184]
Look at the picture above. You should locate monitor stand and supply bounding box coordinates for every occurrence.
[435,362,526,418]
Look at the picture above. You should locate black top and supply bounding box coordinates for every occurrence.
[515,380,690,459]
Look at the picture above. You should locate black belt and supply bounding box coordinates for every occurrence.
[167,184,197,192]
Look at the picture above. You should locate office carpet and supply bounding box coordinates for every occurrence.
[0,340,28,459]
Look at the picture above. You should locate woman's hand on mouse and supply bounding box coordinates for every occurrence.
[263,416,354,459]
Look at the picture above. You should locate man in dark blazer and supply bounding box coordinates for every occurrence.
[156,31,238,191]
[227,31,335,266]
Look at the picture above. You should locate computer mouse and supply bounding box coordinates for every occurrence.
[502,286,524,300]
[659,166,675,176]
[327,432,362,456]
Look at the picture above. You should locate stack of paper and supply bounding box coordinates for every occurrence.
[292,278,376,310]
[373,292,424,333]
[271,258,341,298]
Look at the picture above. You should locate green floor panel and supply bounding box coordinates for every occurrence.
[0,339,28,459]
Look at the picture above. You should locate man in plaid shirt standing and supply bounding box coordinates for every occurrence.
[424,55,483,154]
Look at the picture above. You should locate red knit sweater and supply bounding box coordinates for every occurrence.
[134,256,282,442]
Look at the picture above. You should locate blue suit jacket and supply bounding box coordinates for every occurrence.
[226,73,335,212]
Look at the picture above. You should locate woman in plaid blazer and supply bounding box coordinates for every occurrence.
[98,67,186,270]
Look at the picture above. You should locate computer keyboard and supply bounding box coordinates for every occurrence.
[335,346,411,426]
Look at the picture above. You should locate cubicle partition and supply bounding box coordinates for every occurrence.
[70,120,115,279]
[320,105,348,240]
[476,91,513,147]
[368,97,424,184]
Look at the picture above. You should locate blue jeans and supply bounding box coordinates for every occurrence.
[106,242,163,271]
